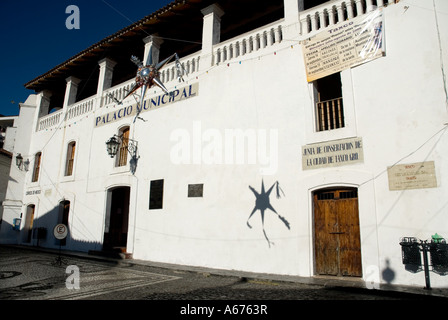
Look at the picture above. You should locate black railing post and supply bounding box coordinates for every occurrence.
[421,241,431,290]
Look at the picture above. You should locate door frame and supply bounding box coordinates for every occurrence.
[22,204,35,243]
[312,186,362,277]
[103,186,131,251]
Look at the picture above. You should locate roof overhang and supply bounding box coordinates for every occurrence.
[24,0,284,97]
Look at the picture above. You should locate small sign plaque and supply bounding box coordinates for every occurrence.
[387,161,437,191]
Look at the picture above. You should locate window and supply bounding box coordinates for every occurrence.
[32,152,42,182]
[65,142,76,176]
[314,73,344,132]
[149,179,164,209]
[117,127,130,167]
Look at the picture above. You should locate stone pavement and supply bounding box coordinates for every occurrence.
[1,244,447,301]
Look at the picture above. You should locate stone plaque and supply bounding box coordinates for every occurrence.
[302,137,364,170]
[188,184,203,197]
[388,161,437,191]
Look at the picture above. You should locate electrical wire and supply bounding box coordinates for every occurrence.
[12,1,448,246]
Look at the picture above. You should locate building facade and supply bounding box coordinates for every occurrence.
[1,0,447,289]
[0,116,17,227]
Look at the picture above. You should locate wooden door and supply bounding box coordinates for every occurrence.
[314,188,362,277]
[24,205,35,243]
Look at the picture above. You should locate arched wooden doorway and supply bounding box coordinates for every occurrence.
[313,187,362,277]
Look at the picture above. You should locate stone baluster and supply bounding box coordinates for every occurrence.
[346,1,355,19]
[336,4,344,23]
[355,0,364,16]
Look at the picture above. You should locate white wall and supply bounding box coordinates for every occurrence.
[1,1,447,288]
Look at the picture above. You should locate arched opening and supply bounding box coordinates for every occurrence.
[103,186,130,253]
[313,187,362,277]
[116,126,130,167]
[32,152,42,182]
[65,142,76,176]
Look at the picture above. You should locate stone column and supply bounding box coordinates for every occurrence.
[97,58,117,94]
[63,76,81,108]
[97,58,117,108]
[283,0,302,37]
[143,35,164,66]
[200,3,224,70]
[37,90,52,117]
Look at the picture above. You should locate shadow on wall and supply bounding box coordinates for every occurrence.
[382,258,396,284]
[2,205,103,255]
[247,180,290,248]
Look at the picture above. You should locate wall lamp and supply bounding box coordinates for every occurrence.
[105,135,138,158]
[105,134,139,174]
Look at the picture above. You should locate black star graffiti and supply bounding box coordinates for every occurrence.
[247,180,290,248]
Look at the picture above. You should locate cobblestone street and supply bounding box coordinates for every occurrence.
[1,245,446,318]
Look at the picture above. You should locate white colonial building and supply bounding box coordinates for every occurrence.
[1,0,447,289]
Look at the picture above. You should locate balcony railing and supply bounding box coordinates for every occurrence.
[65,96,95,121]
[317,97,344,131]
[300,0,394,36]
[37,109,63,131]
[212,20,283,65]
[37,96,95,131]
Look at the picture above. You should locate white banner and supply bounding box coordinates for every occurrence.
[302,9,384,82]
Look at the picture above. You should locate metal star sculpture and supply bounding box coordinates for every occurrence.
[247,180,290,248]
[109,43,187,123]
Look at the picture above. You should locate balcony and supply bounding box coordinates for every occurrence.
[35,0,393,132]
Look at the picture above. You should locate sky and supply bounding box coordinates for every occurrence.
[0,0,173,116]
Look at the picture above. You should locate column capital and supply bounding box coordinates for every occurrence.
[98,57,117,69]
[65,76,81,85]
[39,90,53,99]
[143,35,164,47]
[201,3,225,19]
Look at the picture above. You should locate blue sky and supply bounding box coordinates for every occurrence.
[0,0,172,116]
